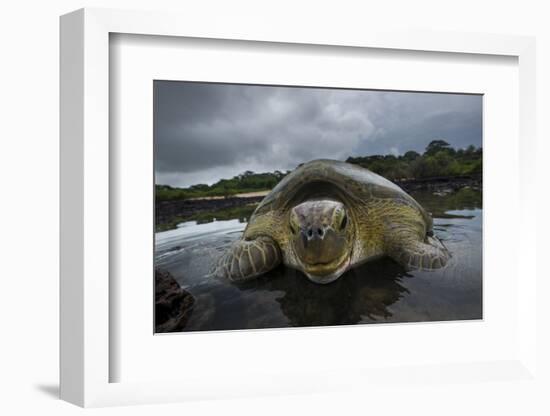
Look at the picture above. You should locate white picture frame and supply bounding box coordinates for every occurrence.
[60,8,538,408]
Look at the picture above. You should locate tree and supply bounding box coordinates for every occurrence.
[425,139,451,156]
[190,183,209,191]
[402,150,420,161]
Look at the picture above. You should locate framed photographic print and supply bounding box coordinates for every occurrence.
[60,8,538,408]
[153,81,483,333]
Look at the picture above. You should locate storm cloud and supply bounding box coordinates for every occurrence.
[154,81,482,187]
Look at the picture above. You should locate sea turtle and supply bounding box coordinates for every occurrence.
[212,159,450,284]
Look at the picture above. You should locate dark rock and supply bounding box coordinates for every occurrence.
[155,195,264,228]
[155,269,195,332]
[395,175,481,193]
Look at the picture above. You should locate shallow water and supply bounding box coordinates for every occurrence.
[155,187,482,332]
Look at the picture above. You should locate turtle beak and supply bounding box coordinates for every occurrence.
[297,226,343,265]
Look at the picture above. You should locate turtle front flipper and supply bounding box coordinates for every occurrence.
[388,235,450,271]
[212,236,281,281]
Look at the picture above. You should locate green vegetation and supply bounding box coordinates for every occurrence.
[156,141,482,202]
[156,170,289,202]
[346,140,482,181]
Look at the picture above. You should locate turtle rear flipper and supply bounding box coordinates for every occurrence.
[389,235,450,271]
[212,236,281,281]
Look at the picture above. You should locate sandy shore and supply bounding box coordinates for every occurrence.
[188,190,270,201]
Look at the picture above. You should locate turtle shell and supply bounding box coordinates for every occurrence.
[252,159,431,228]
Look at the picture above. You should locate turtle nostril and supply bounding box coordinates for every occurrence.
[317,228,324,237]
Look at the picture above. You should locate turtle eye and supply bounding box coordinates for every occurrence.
[339,214,348,230]
[290,223,298,235]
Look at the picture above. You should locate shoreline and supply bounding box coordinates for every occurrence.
[186,190,270,200]
[156,175,481,231]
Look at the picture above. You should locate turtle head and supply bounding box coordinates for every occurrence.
[289,200,353,284]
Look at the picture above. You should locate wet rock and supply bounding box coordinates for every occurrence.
[155,269,195,332]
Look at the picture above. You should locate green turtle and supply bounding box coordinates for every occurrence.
[212,159,450,284]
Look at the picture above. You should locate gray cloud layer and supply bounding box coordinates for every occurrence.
[155,81,482,187]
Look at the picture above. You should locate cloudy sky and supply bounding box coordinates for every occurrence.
[154,81,482,187]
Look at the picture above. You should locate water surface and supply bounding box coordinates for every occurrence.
[155,188,482,332]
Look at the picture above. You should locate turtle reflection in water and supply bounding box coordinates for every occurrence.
[187,258,412,331]
[239,258,412,327]
[212,159,450,284]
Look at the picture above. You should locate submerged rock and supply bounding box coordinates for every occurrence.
[155,269,195,332]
